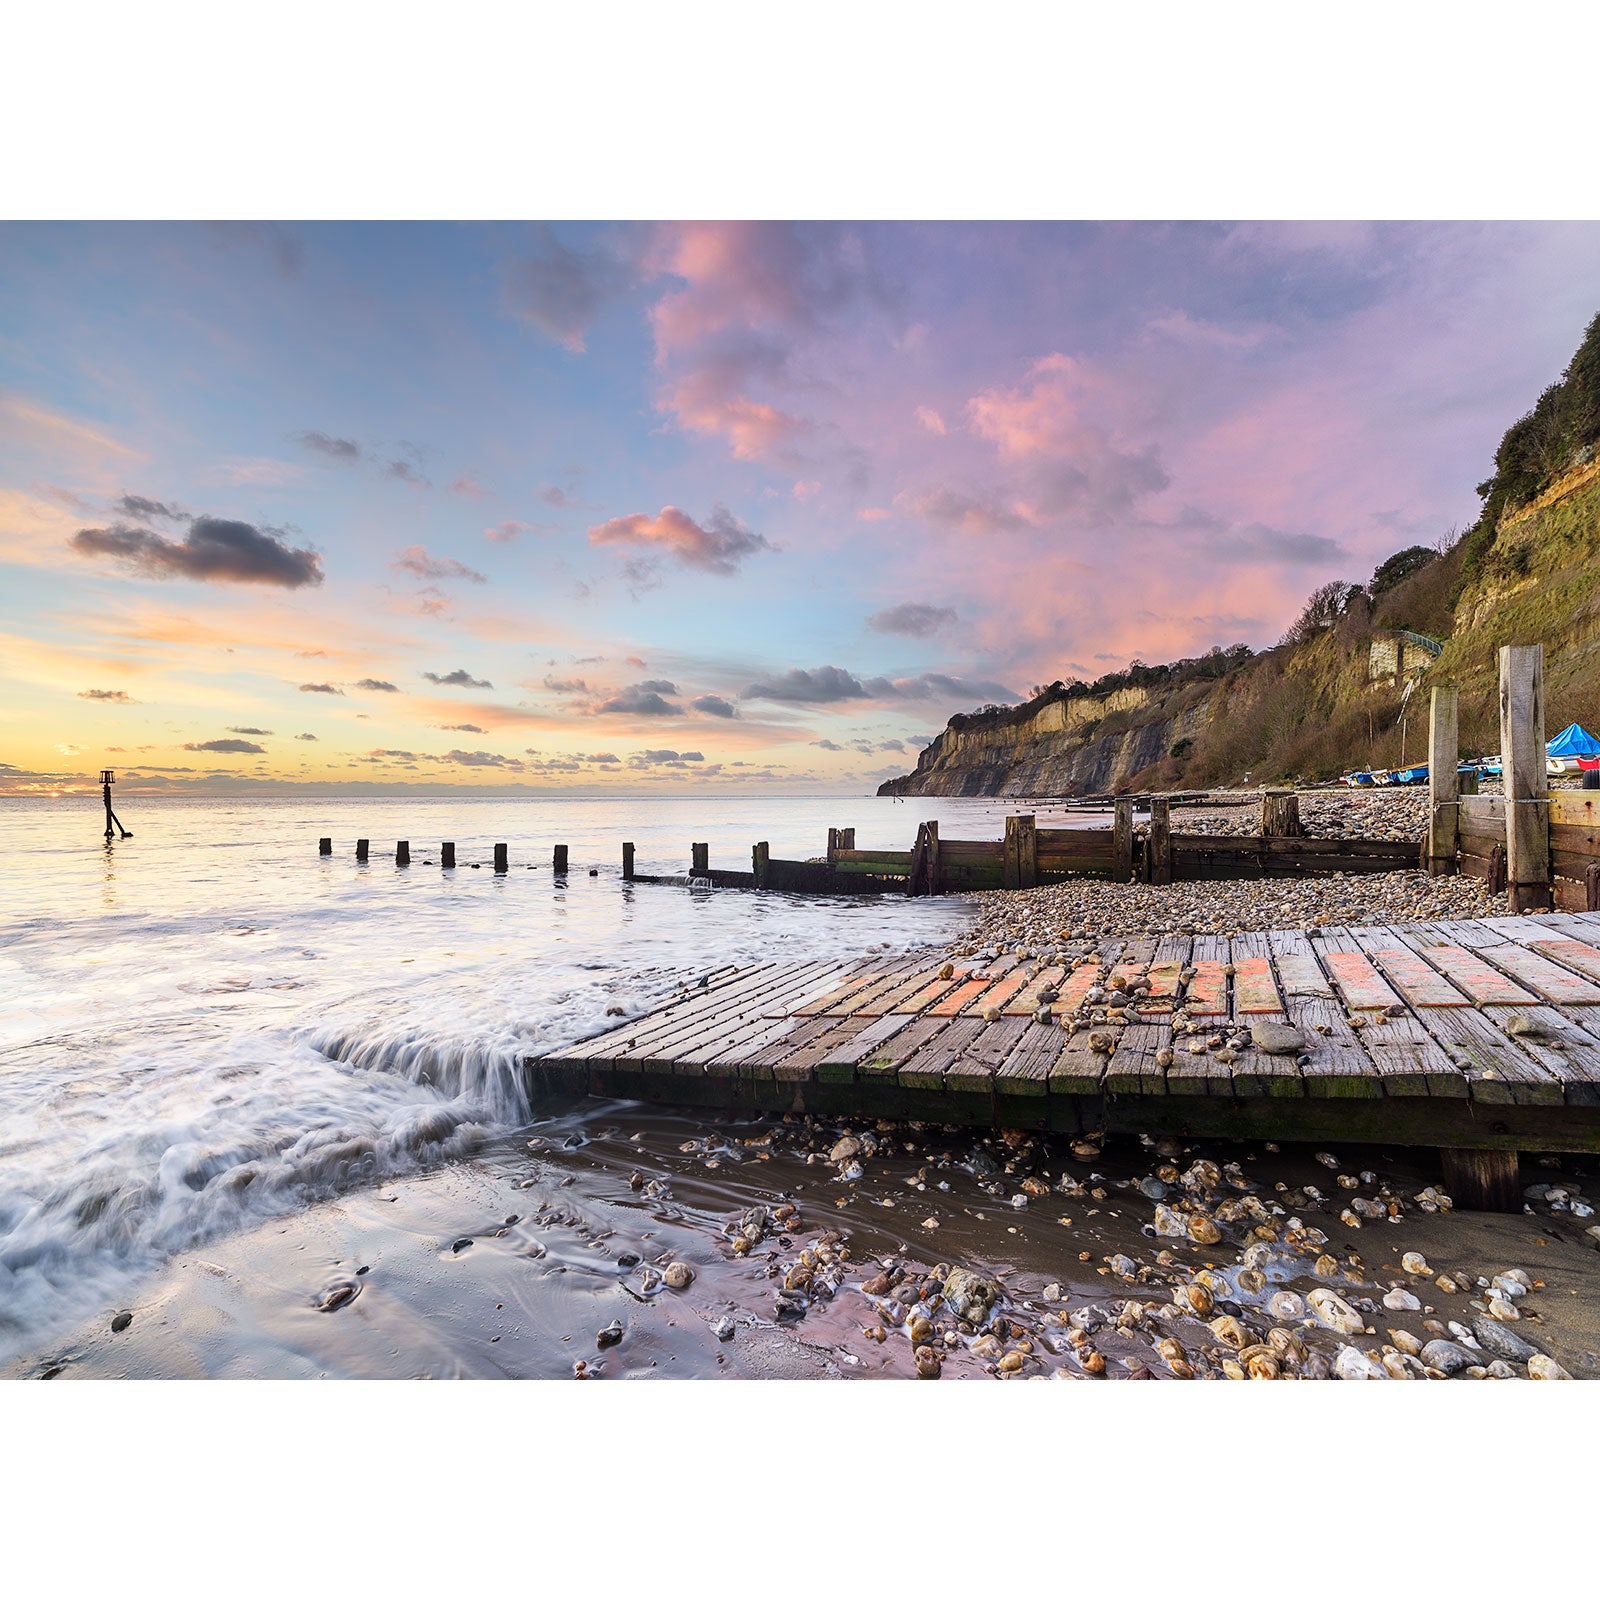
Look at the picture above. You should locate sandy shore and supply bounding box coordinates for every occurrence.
[11,1099,1598,1381]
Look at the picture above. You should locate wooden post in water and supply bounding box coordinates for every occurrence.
[752,840,770,889]
[1499,644,1550,912]
[839,827,855,851]
[1427,684,1460,876]
[1003,813,1038,890]
[1261,790,1303,837]
[493,843,508,874]
[319,837,332,856]
[553,845,568,875]
[1148,795,1172,884]
[356,838,369,862]
[622,842,635,881]
[925,820,941,895]
[396,840,410,867]
[826,827,840,865]
[441,842,455,869]
[691,843,709,876]
[1441,1147,1521,1212]
[1112,799,1134,881]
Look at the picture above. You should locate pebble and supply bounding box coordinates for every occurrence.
[1382,1287,1421,1312]
[1334,1345,1385,1380]
[1308,1288,1365,1335]
[1421,1339,1483,1376]
[110,1310,134,1333]
[1528,1353,1573,1379]
[663,1262,694,1290]
[710,1316,736,1341]
[1401,1251,1430,1275]
[1470,1315,1539,1361]
[596,1320,624,1349]
[1252,1022,1304,1056]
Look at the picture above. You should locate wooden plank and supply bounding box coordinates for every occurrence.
[899,1018,987,1091]
[1184,959,1228,1016]
[946,1016,1029,1093]
[1048,1026,1110,1094]
[854,1013,953,1079]
[1477,941,1600,1005]
[993,1022,1068,1096]
[1405,938,1539,1004]
[768,1015,874,1083]
[1103,1020,1174,1095]
[542,962,766,1060]
[1267,930,1378,1096]
[891,969,972,1015]
[1527,938,1600,986]
[1003,963,1069,1018]
[1361,943,1475,1008]
[1320,948,1404,1011]
[854,966,951,1018]
[1233,955,1284,1014]
[672,964,858,1069]
[1317,930,1459,1096]
[817,1011,919,1080]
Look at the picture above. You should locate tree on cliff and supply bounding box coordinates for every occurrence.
[1281,579,1361,646]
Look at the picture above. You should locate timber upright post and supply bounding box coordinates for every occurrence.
[622,842,635,881]
[1113,799,1134,881]
[356,838,369,862]
[319,837,332,856]
[1148,795,1172,884]
[553,845,568,875]
[752,840,770,889]
[493,843,508,874]
[838,827,855,852]
[1499,644,1551,912]
[100,769,131,840]
[441,842,455,869]
[396,840,410,867]
[691,843,709,877]
[1261,790,1302,837]
[826,828,840,865]
[1003,814,1038,889]
[1427,684,1460,876]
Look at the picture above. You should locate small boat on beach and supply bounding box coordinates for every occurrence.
[1547,722,1600,777]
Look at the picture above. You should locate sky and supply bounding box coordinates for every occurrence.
[4,219,1600,797]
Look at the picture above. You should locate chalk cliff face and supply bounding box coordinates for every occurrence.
[878,685,1211,797]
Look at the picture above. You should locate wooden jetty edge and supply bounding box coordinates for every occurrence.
[527,909,1600,1207]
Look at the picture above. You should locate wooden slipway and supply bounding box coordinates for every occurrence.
[528,911,1600,1171]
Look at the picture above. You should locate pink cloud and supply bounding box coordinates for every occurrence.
[588,505,773,575]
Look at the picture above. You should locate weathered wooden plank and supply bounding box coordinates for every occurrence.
[1183,959,1228,1015]
[817,1010,919,1080]
[947,1017,1029,1093]
[993,1022,1068,1096]
[1266,930,1378,1096]
[1361,943,1475,1008]
[1320,948,1404,1011]
[672,964,857,1069]
[855,1013,953,1078]
[1525,938,1600,987]
[1402,936,1538,1005]
[1048,1026,1110,1094]
[543,962,772,1060]
[1477,941,1600,1005]
[899,1018,988,1091]
[1104,1021,1175,1095]
[891,969,972,1015]
[769,1015,874,1082]
[1003,964,1068,1018]
[1233,955,1284,1014]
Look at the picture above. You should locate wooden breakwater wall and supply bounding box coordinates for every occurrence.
[1428,643,1600,913]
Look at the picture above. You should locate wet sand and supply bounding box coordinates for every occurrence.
[14,1099,1600,1380]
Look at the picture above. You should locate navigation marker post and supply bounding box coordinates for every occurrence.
[100,769,131,840]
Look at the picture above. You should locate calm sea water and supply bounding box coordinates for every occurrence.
[0,793,1079,1360]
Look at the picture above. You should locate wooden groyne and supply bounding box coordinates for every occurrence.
[528,909,1600,1206]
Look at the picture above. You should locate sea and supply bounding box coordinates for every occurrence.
[0,792,1061,1364]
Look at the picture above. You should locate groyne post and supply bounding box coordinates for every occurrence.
[493,843,508,874]
[1148,795,1172,884]
[1427,685,1460,876]
[319,836,331,856]
[827,827,839,864]
[1261,790,1303,837]
[553,844,568,875]
[753,840,770,888]
[1004,813,1038,889]
[396,840,410,867]
[1441,1147,1521,1212]
[1499,644,1550,912]
[1113,799,1134,881]
[692,843,709,876]
[442,842,455,869]
[622,842,635,881]
[356,838,369,862]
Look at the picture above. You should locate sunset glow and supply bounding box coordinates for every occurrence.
[5,220,1600,796]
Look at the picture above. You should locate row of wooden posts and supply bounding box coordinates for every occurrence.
[1426,642,1600,912]
[320,838,568,874]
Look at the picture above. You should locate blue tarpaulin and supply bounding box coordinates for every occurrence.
[1547,723,1600,758]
